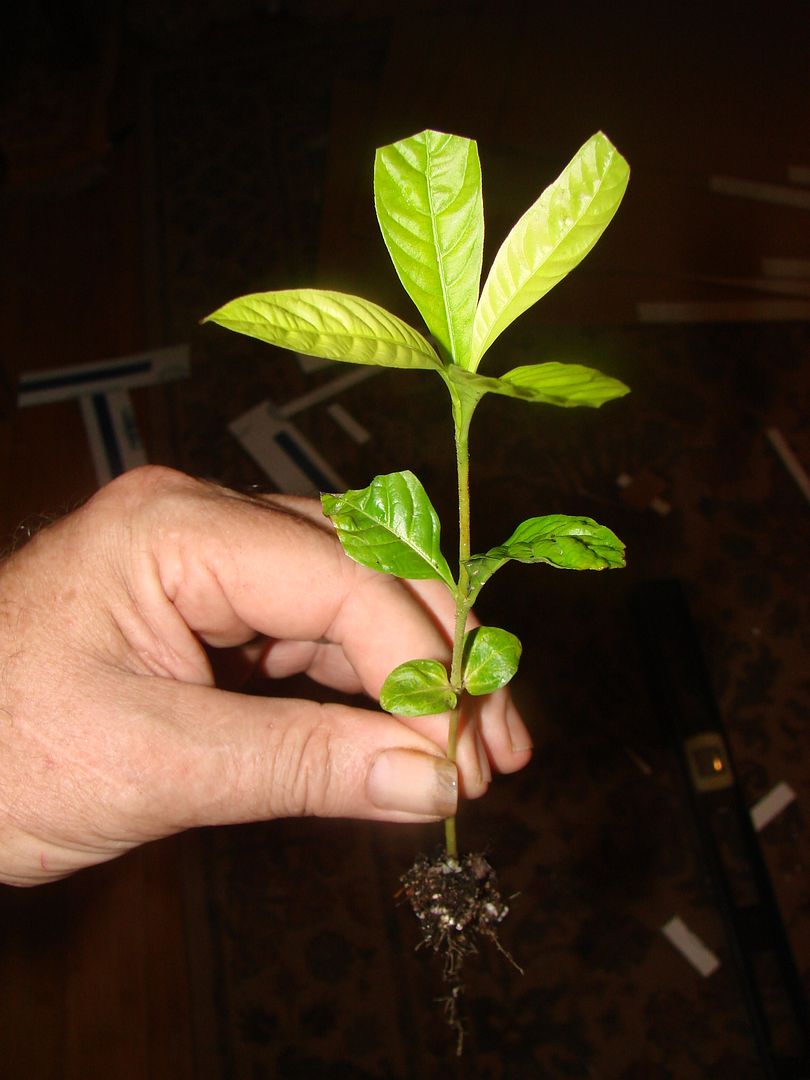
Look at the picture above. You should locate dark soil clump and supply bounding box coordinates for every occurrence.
[399,851,519,1053]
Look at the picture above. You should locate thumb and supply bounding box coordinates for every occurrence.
[153,683,459,828]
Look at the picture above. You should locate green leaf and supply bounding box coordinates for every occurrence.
[321,471,454,588]
[470,132,630,369]
[462,626,522,695]
[447,362,629,408]
[375,130,484,367]
[499,362,629,407]
[466,514,626,598]
[380,659,457,716]
[204,288,442,370]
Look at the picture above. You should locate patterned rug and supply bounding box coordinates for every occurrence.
[141,15,810,1077]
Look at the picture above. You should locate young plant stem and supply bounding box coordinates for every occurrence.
[444,396,476,861]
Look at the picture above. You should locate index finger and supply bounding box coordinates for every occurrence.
[131,471,453,695]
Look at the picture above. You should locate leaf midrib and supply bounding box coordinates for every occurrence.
[341,499,449,580]
[236,296,439,365]
[425,134,459,363]
[532,144,618,275]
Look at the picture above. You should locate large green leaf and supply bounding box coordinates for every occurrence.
[380,659,457,716]
[462,626,522,696]
[375,130,484,367]
[321,471,455,588]
[466,514,626,599]
[447,362,629,408]
[470,132,629,369]
[204,289,442,370]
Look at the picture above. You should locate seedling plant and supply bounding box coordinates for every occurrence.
[206,129,630,1045]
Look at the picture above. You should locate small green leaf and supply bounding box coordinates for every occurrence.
[466,514,626,598]
[499,362,629,407]
[470,132,629,369]
[447,362,629,408]
[321,471,454,588]
[380,659,457,716]
[462,626,522,695]
[375,130,484,367]
[204,289,442,370]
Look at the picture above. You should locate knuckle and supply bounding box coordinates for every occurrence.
[96,464,195,505]
[85,468,225,558]
[106,465,207,519]
[274,716,338,818]
[77,466,199,539]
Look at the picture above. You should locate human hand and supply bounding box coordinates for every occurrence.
[0,467,532,885]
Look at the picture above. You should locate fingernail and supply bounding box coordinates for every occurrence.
[506,702,533,753]
[367,749,458,818]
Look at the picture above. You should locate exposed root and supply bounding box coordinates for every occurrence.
[399,851,518,1054]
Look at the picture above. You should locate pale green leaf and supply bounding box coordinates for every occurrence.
[375,130,484,367]
[380,659,457,716]
[466,514,626,598]
[462,626,522,696]
[447,362,629,408]
[498,362,629,407]
[321,471,454,588]
[470,132,630,369]
[204,289,442,370]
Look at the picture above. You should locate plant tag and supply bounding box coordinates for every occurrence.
[661,916,720,977]
[229,399,347,496]
[79,389,147,485]
[17,345,190,407]
[750,782,797,833]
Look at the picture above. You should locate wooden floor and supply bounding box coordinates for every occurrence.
[0,3,808,1076]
